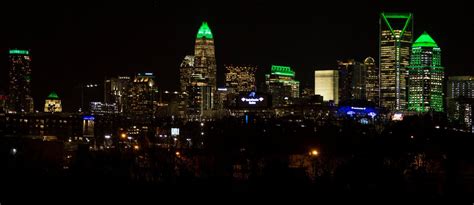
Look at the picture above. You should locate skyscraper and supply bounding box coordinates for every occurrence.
[364,57,379,106]
[314,70,339,104]
[225,65,257,94]
[7,49,34,113]
[194,22,216,108]
[338,60,355,103]
[265,65,300,107]
[379,12,413,111]
[179,55,195,93]
[185,74,212,118]
[407,32,444,113]
[337,59,366,102]
[104,76,131,113]
[447,76,474,128]
[129,73,157,116]
[448,76,474,99]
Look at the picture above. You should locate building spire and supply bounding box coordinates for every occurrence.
[47,91,59,99]
[413,31,438,48]
[196,22,213,39]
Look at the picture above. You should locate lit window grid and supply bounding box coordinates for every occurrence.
[225,65,257,93]
[408,45,444,112]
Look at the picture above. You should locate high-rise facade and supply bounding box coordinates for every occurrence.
[407,32,444,113]
[90,102,118,115]
[364,57,379,105]
[448,76,474,99]
[379,12,413,111]
[7,49,34,113]
[338,59,367,102]
[265,65,300,107]
[314,70,339,104]
[225,65,257,94]
[179,55,195,93]
[179,22,216,118]
[129,73,157,116]
[104,76,131,113]
[185,74,212,118]
[338,60,355,103]
[447,76,474,128]
[194,22,216,108]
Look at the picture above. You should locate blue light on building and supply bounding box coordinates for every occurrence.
[338,106,378,118]
[83,115,95,121]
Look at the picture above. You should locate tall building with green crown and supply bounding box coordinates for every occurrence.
[408,32,444,113]
[379,12,413,111]
[194,22,216,109]
[265,65,300,107]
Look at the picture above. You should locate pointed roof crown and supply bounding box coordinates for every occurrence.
[413,31,438,48]
[47,91,59,99]
[196,22,213,39]
[271,65,295,77]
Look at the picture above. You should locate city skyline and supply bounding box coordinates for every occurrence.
[2,1,474,197]
[0,1,472,111]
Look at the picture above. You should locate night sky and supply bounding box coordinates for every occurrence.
[0,1,472,112]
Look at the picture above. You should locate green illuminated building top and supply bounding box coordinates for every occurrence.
[412,31,438,48]
[196,22,213,39]
[379,12,413,111]
[9,49,29,55]
[266,65,300,106]
[271,65,295,77]
[380,12,412,37]
[408,31,444,113]
[47,91,59,99]
[381,12,411,19]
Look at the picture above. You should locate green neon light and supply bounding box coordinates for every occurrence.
[196,22,213,39]
[383,12,411,19]
[381,12,412,38]
[9,49,29,55]
[271,65,295,77]
[400,13,412,38]
[47,91,59,99]
[409,66,443,69]
[408,40,444,113]
[381,13,394,35]
[273,72,294,77]
[412,31,438,48]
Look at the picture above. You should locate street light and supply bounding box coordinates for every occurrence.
[308,148,320,179]
[309,149,319,156]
